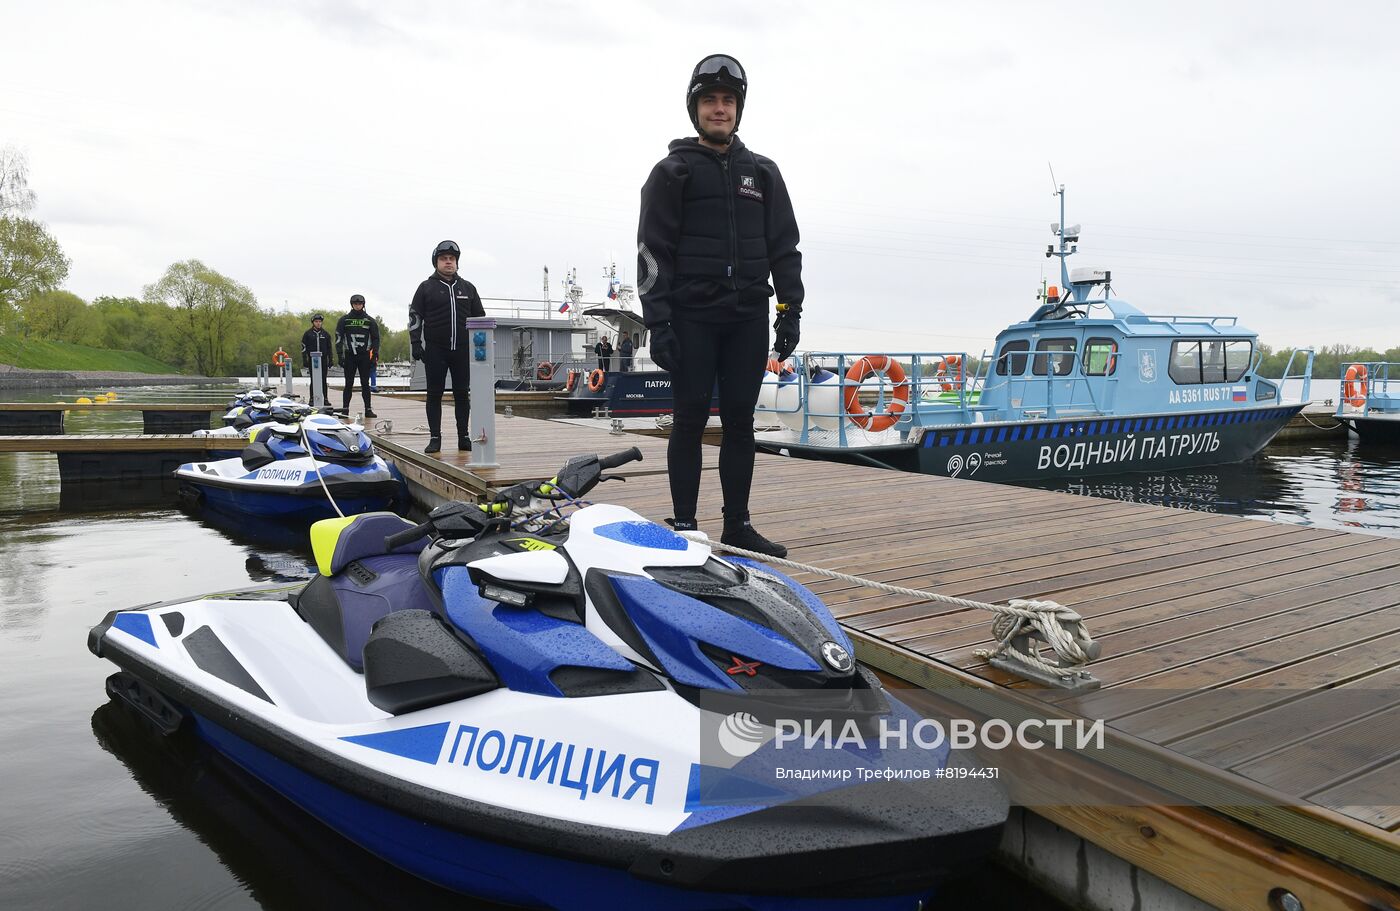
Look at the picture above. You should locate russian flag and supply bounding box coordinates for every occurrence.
[1232,386,1247,402]
[558,300,569,313]
[607,281,618,301]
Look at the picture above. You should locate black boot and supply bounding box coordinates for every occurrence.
[666,517,698,532]
[424,436,441,454]
[365,409,377,418]
[721,511,787,558]
[458,434,473,452]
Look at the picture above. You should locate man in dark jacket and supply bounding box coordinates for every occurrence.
[637,54,802,558]
[409,240,486,454]
[300,314,334,407]
[336,293,380,418]
[619,333,634,372]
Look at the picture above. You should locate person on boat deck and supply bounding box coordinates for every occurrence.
[336,293,380,418]
[596,335,613,373]
[300,314,334,408]
[637,54,803,558]
[409,239,485,455]
[619,333,635,372]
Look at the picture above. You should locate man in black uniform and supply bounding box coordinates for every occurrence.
[409,240,485,454]
[336,293,380,418]
[300,314,334,407]
[637,54,802,558]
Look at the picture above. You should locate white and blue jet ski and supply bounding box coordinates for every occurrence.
[93,448,1007,910]
[175,411,403,522]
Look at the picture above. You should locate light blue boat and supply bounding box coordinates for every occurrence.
[756,188,1315,482]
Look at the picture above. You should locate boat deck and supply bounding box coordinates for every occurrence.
[362,393,1400,908]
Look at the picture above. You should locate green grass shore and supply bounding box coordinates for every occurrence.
[0,337,180,374]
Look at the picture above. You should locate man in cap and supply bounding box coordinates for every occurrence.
[300,313,334,408]
[409,240,485,454]
[636,54,803,558]
[336,293,380,418]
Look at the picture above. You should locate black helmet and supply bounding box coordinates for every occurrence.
[350,293,365,305]
[687,54,747,134]
[311,313,324,321]
[432,240,461,266]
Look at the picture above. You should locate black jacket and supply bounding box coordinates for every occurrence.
[300,327,333,367]
[409,273,485,351]
[336,310,381,359]
[636,135,803,327]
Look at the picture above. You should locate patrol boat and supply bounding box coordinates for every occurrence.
[754,188,1315,483]
[175,411,403,521]
[92,448,1006,910]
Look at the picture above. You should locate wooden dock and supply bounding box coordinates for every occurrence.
[362,392,1400,910]
[0,401,226,434]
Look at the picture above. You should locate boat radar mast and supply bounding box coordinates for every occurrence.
[1041,184,1111,310]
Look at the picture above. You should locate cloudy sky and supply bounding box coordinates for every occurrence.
[5,0,1398,355]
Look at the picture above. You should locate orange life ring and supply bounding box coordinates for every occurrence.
[587,368,606,392]
[564,369,580,392]
[1345,364,1368,408]
[273,349,290,368]
[944,354,963,389]
[537,361,556,381]
[842,356,911,432]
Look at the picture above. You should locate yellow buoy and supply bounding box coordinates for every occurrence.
[76,396,93,404]
[106,391,118,400]
[93,394,109,403]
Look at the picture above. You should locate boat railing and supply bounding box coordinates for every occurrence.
[758,352,979,446]
[1336,361,1398,417]
[1278,348,1315,406]
[1138,314,1240,327]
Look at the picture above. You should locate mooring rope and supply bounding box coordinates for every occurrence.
[680,531,1098,682]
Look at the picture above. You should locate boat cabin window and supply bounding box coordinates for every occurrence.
[1170,339,1253,384]
[1082,338,1118,376]
[995,340,1029,376]
[1032,338,1077,377]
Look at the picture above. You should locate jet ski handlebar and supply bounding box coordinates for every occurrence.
[381,448,645,551]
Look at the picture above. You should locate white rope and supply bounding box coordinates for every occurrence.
[680,532,1097,680]
[300,421,345,518]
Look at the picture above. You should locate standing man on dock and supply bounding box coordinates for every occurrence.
[336,293,380,418]
[636,54,803,558]
[300,314,334,408]
[409,239,485,455]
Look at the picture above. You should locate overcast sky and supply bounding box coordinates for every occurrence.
[5,0,1398,356]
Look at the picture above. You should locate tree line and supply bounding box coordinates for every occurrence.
[0,147,408,376]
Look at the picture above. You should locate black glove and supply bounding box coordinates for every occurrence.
[649,323,680,373]
[773,311,801,361]
[412,341,424,361]
[336,347,345,365]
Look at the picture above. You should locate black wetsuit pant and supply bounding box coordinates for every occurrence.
[423,344,471,439]
[668,316,768,522]
[342,353,373,412]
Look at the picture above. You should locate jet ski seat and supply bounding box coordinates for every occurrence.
[296,513,439,671]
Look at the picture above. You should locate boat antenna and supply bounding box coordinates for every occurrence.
[543,266,550,310]
[1045,183,1079,297]
[1047,162,1059,194]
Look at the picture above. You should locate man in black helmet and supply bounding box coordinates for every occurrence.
[409,240,485,455]
[336,293,380,418]
[300,313,334,407]
[636,54,803,558]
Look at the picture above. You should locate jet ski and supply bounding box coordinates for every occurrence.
[221,391,328,430]
[175,410,404,522]
[92,448,1007,910]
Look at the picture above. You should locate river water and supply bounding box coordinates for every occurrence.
[5,384,1393,909]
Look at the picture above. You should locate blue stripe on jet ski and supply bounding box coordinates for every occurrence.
[440,567,633,697]
[340,721,451,765]
[593,521,688,551]
[193,715,938,910]
[112,612,158,648]
[610,576,820,691]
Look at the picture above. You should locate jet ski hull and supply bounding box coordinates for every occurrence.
[92,596,1005,909]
